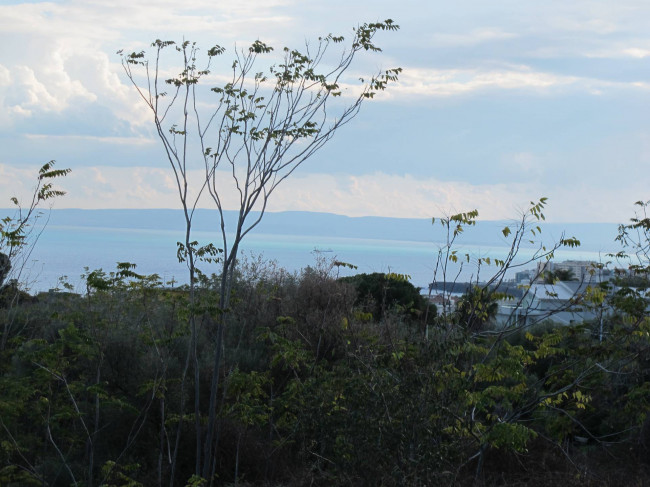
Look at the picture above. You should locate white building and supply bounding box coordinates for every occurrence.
[495,280,600,327]
[535,260,613,283]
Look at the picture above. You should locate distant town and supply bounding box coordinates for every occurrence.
[428,259,644,328]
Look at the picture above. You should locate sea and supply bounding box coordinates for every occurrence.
[3,209,622,294]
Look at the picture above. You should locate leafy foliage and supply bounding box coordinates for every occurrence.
[2,241,650,485]
[339,271,426,321]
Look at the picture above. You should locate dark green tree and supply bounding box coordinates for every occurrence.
[544,268,576,283]
[340,271,425,320]
[455,285,499,332]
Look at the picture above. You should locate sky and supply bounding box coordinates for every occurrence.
[0,0,649,223]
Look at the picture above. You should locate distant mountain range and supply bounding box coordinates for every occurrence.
[1,208,622,253]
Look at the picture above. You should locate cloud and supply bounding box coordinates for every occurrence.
[386,65,650,99]
[430,28,518,47]
[5,64,95,116]
[585,46,650,59]
[2,163,637,224]
[0,164,34,202]
[547,16,619,35]
[92,168,107,184]
[0,0,295,39]
[388,66,576,97]
[0,65,10,87]
[24,134,155,145]
[267,172,537,220]
[0,42,148,134]
[3,0,646,138]
[498,152,543,178]
[231,171,649,224]
[0,0,299,136]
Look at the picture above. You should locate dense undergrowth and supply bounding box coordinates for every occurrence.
[1,254,649,486]
[2,171,649,485]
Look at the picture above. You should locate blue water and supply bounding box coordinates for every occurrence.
[13,224,617,294]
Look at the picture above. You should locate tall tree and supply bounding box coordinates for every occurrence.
[120,21,400,483]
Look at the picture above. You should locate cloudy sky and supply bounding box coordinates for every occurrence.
[1,0,649,223]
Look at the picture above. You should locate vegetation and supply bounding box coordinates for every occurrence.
[1,192,650,486]
[339,271,429,321]
[544,268,577,284]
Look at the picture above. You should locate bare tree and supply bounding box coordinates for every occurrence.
[119,21,400,483]
[615,199,650,275]
[426,198,582,338]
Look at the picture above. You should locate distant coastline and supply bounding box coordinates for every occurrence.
[0,208,623,294]
[0,208,621,252]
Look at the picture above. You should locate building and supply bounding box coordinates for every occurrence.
[535,260,613,283]
[494,280,601,327]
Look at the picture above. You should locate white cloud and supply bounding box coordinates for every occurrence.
[0,37,147,132]
[0,0,295,39]
[387,66,577,98]
[24,133,155,145]
[585,46,650,59]
[261,172,647,224]
[0,164,34,202]
[548,16,619,35]
[2,0,646,138]
[92,168,107,184]
[6,64,95,116]
[622,47,650,58]
[498,152,543,178]
[430,28,518,47]
[385,65,650,99]
[272,172,535,220]
[0,0,299,135]
[2,164,635,224]
[0,65,10,87]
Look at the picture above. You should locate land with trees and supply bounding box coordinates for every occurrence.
[2,169,650,485]
[1,23,650,487]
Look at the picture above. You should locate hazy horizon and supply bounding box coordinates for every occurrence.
[0,206,629,225]
[1,208,621,253]
[3,208,624,294]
